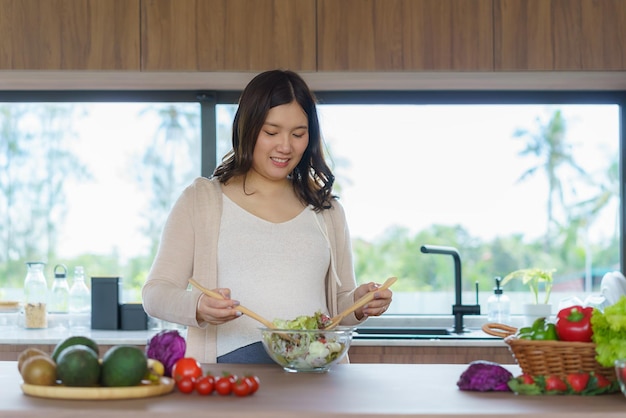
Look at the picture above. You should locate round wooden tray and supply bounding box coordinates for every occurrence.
[21,377,175,400]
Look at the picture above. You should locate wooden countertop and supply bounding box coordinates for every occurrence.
[1,361,624,417]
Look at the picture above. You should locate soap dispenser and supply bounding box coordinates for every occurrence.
[487,276,511,323]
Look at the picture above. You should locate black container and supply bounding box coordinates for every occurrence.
[91,277,122,330]
[120,303,148,330]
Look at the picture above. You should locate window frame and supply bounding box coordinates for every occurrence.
[1,89,624,324]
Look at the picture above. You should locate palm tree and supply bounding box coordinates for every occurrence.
[136,104,200,255]
[513,109,586,250]
[564,157,619,290]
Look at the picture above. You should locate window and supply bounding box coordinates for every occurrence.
[1,90,624,323]
[316,103,620,315]
[0,99,201,302]
[218,92,623,318]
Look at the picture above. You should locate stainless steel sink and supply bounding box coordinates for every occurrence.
[353,326,499,340]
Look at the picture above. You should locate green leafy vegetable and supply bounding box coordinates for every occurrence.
[508,372,618,395]
[272,311,330,330]
[591,295,626,367]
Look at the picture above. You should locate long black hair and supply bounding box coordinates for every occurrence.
[213,69,335,211]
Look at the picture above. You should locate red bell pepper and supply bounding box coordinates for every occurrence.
[555,305,594,342]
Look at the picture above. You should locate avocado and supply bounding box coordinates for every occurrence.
[100,345,147,387]
[52,335,99,363]
[56,344,101,387]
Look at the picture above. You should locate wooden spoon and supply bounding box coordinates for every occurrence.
[325,276,398,330]
[188,278,276,329]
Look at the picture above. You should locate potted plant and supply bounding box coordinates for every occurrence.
[501,268,555,326]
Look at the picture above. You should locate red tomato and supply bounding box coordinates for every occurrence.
[195,375,215,396]
[176,376,195,394]
[545,375,567,392]
[243,375,260,394]
[171,357,203,382]
[594,373,612,389]
[520,374,535,385]
[566,372,590,392]
[232,379,251,397]
[215,376,233,396]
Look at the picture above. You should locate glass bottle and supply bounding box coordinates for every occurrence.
[23,261,48,329]
[69,266,91,331]
[487,276,511,324]
[50,264,70,328]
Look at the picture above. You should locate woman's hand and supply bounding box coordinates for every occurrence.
[195,288,242,325]
[353,281,393,320]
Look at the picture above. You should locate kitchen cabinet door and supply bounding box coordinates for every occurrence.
[141,0,316,71]
[317,0,493,71]
[579,0,626,70]
[495,0,626,71]
[0,0,140,70]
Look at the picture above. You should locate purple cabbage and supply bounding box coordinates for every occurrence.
[457,360,513,392]
[146,330,187,377]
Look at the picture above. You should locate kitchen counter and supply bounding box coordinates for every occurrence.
[1,361,624,417]
[0,326,505,347]
[0,326,512,365]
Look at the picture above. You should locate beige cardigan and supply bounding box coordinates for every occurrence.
[142,177,362,362]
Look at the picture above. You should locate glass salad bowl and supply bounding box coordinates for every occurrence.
[616,359,626,397]
[260,327,353,373]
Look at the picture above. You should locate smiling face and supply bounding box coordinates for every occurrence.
[250,101,309,183]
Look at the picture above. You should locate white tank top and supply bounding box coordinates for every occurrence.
[216,194,330,356]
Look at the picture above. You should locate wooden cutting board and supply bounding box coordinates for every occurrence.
[21,377,175,400]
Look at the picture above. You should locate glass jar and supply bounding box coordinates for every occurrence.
[50,264,69,313]
[69,266,91,331]
[23,261,48,329]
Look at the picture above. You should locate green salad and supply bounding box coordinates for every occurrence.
[263,311,348,370]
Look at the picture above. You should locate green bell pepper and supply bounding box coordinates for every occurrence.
[516,317,558,340]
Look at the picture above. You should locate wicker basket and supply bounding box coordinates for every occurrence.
[482,322,616,381]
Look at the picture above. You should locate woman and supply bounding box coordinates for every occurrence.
[142,69,393,363]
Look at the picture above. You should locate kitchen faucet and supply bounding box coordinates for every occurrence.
[420,245,481,334]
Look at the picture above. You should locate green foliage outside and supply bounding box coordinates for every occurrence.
[0,104,620,304]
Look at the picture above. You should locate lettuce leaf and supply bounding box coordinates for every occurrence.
[591,295,626,367]
[272,310,328,330]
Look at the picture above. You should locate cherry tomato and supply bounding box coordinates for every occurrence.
[520,374,535,385]
[195,375,215,396]
[176,376,195,394]
[232,379,251,397]
[171,357,203,382]
[215,376,233,396]
[243,375,260,394]
[545,375,567,392]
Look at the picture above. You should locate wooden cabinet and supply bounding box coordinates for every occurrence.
[494,0,626,71]
[0,0,140,70]
[141,0,316,71]
[0,0,623,74]
[317,0,493,71]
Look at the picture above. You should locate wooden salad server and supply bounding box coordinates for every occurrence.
[326,276,398,330]
[188,278,276,329]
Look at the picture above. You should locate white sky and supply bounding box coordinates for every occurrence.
[319,105,619,243]
[56,103,619,258]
